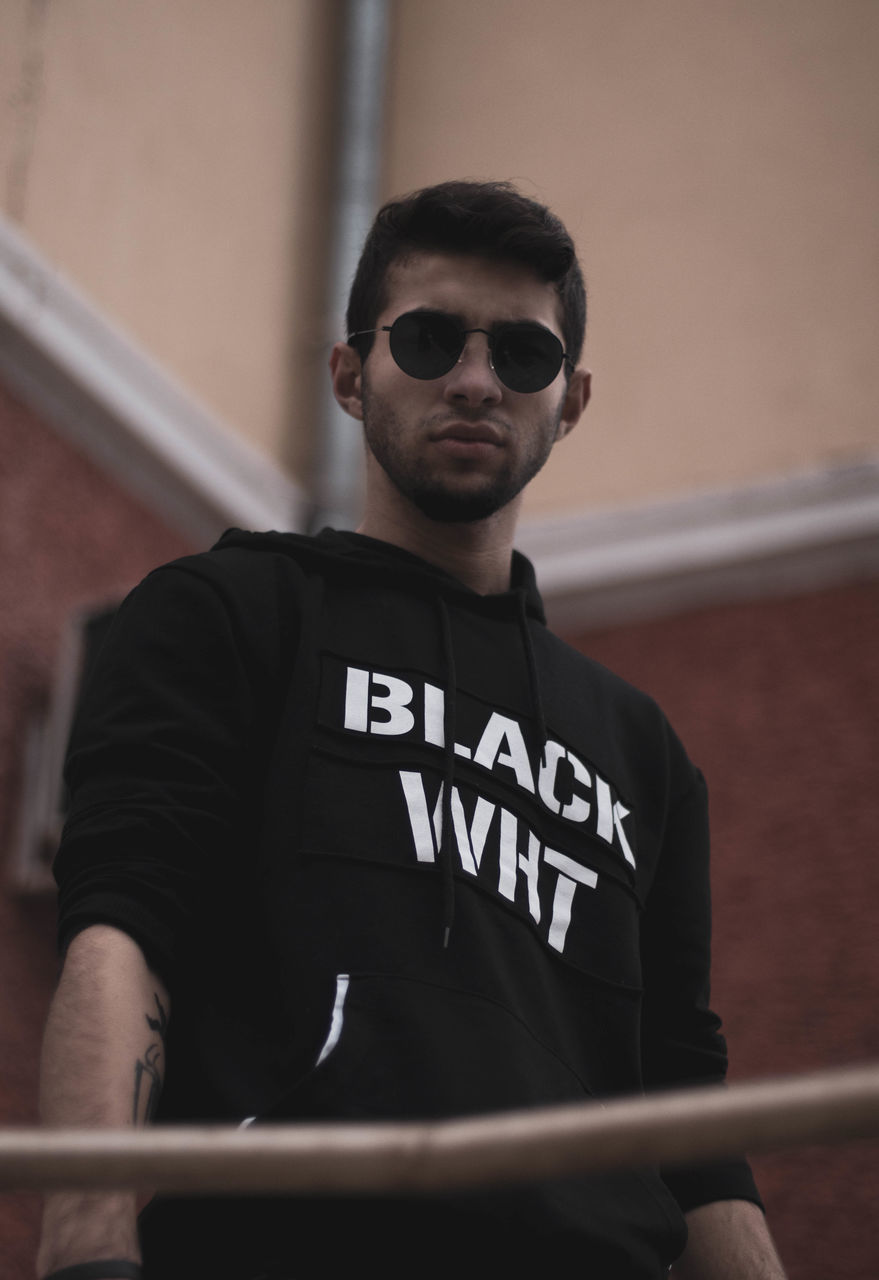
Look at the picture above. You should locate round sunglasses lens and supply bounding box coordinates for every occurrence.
[389,313,462,380]
[493,326,563,393]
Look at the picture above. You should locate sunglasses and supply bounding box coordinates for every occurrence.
[348,309,571,394]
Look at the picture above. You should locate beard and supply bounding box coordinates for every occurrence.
[361,382,564,524]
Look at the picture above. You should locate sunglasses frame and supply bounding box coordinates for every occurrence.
[348,309,572,394]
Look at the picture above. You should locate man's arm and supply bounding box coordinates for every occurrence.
[36,924,170,1278]
[672,1199,787,1279]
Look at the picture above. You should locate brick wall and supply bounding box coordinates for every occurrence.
[0,380,193,1275]
[573,580,879,1277]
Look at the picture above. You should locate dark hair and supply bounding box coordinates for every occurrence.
[346,179,586,369]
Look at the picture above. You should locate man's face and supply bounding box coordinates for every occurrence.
[355,252,584,523]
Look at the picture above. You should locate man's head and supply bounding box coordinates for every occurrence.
[346,180,586,371]
[331,181,590,531]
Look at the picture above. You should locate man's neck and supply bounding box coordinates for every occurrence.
[357,503,519,596]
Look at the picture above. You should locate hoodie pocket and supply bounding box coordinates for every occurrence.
[259,970,686,1272]
[270,970,591,1121]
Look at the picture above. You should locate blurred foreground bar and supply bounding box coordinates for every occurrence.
[2,1064,877,1196]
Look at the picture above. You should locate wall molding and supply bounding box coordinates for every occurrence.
[0,215,304,545]
[519,460,879,630]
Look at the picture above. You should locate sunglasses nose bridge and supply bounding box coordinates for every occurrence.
[454,327,496,376]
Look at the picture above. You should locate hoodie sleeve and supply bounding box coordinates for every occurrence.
[639,760,763,1213]
[53,561,274,991]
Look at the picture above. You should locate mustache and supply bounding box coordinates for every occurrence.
[425,410,510,431]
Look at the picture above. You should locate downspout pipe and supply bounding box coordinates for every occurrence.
[309,0,390,532]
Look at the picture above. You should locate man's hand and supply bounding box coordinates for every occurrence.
[673,1198,787,1279]
[36,924,169,1278]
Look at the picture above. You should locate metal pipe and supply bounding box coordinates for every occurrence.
[309,0,390,532]
[3,1063,878,1194]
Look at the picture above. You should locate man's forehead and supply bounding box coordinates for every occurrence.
[382,250,563,330]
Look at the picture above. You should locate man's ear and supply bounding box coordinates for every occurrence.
[330,342,364,421]
[556,368,591,441]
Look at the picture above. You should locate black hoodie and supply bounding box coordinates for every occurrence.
[55,528,760,1278]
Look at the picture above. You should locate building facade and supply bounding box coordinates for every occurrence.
[2,3,878,1275]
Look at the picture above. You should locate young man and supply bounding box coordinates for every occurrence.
[38,181,786,1279]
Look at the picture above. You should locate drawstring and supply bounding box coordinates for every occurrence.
[516,587,548,772]
[437,599,457,947]
[434,589,546,950]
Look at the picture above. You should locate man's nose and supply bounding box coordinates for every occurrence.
[442,332,502,404]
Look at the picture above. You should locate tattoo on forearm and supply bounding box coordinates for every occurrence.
[132,991,168,1125]
[133,1044,162,1124]
[146,992,168,1041]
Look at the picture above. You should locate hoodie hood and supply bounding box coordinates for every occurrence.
[212,526,547,625]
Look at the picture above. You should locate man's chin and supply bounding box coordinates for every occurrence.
[410,487,511,524]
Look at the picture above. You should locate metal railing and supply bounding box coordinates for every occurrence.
[2,1063,878,1195]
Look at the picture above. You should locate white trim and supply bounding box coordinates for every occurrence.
[316,974,350,1066]
[8,713,56,894]
[8,598,121,893]
[0,215,304,545]
[519,460,879,629]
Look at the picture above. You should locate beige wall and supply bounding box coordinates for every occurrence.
[2,0,877,517]
[1,0,335,473]
[386,0,879,516]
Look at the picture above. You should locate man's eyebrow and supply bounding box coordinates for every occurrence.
[402,305,463,319]
[400,306,554,331]
[504,317,556,330]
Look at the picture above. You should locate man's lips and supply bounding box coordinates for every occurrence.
[430,421,505,447]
